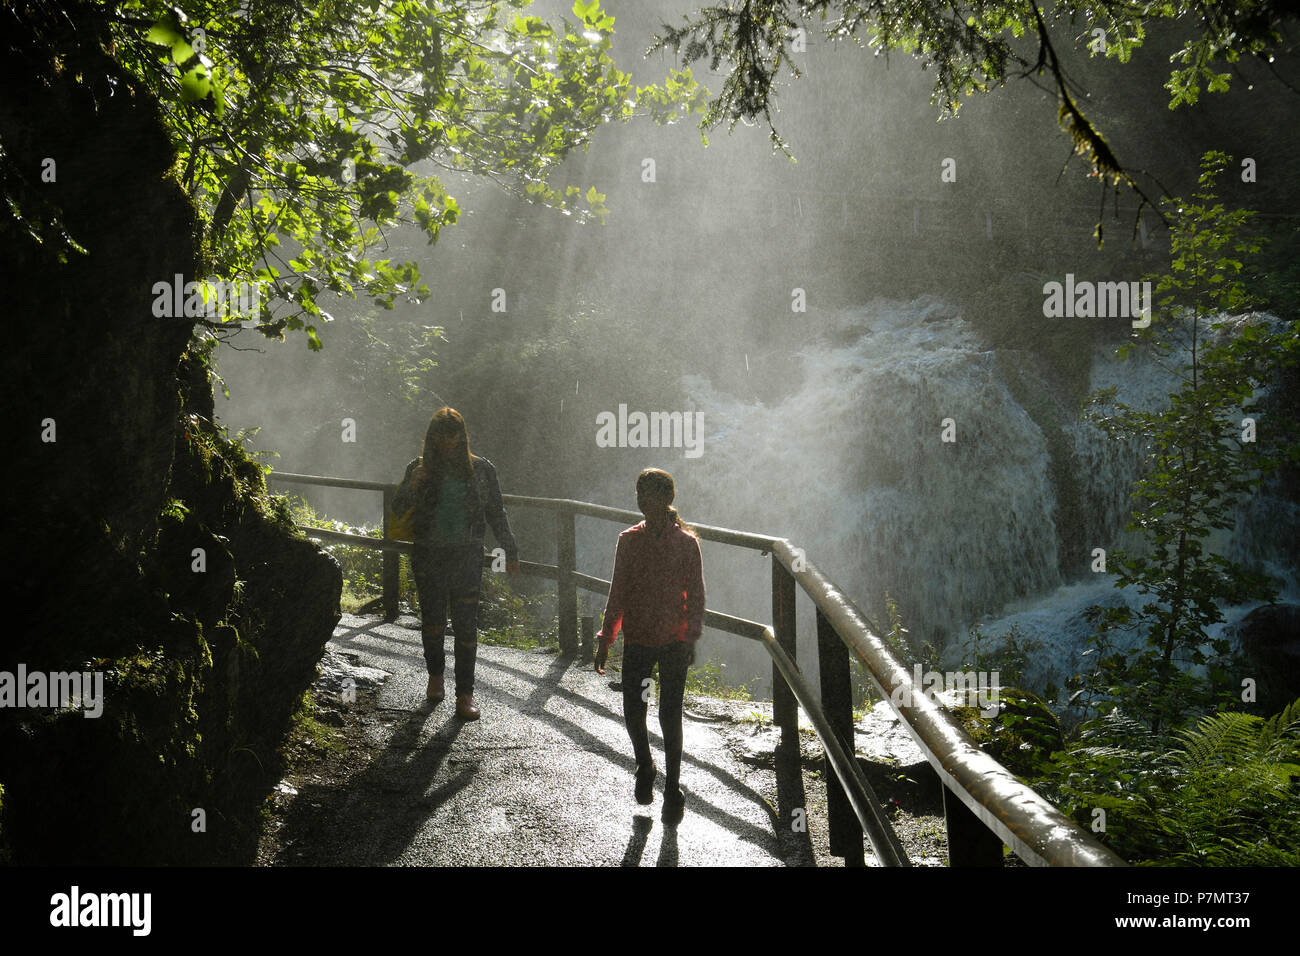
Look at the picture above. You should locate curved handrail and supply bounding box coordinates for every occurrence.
[766,539,1123,867]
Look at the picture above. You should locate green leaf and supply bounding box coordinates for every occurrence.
[146,20,184,47]
[179,67,211,102]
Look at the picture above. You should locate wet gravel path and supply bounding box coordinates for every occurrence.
[259,613,949,867]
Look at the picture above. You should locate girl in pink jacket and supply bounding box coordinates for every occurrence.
[595,468,705,821]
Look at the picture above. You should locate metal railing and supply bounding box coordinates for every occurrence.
[270,470,1125,868]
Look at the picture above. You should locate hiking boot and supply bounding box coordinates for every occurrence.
[426,674,445,703]
[662,785,685,823]
[634,762,657,805]
[456,694,480,720]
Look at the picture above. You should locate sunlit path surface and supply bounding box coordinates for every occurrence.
[280,613,803,866]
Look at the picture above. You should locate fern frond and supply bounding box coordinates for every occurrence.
[1038,698,1300,865]
[1174,711,1262,770]
[1259,696,1300,758]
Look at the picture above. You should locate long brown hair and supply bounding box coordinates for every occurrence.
[637,468,696,537]
[421,406,475,478]
[416,407,481,514]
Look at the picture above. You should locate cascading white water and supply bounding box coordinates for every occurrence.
[1066,337,1176,559]
[683,296,1062,655]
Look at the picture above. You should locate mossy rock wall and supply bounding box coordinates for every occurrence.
[0,4,341,864]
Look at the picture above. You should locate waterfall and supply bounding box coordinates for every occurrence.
[684,296,1060,650]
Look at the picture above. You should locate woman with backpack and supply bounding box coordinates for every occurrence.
[392,407,519,720]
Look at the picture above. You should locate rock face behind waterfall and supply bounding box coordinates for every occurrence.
[0,9,341,864]
[1229,604,1300,715]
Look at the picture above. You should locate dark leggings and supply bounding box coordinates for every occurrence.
[621,642,690,788]
[412,544,483,694]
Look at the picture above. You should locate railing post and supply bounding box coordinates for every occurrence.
[381,487,399,623]
[816,608,865,865]
[943,785,1004,866]
[557,509,577,655]
[771,556,798,745]
[580,615,594,664]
